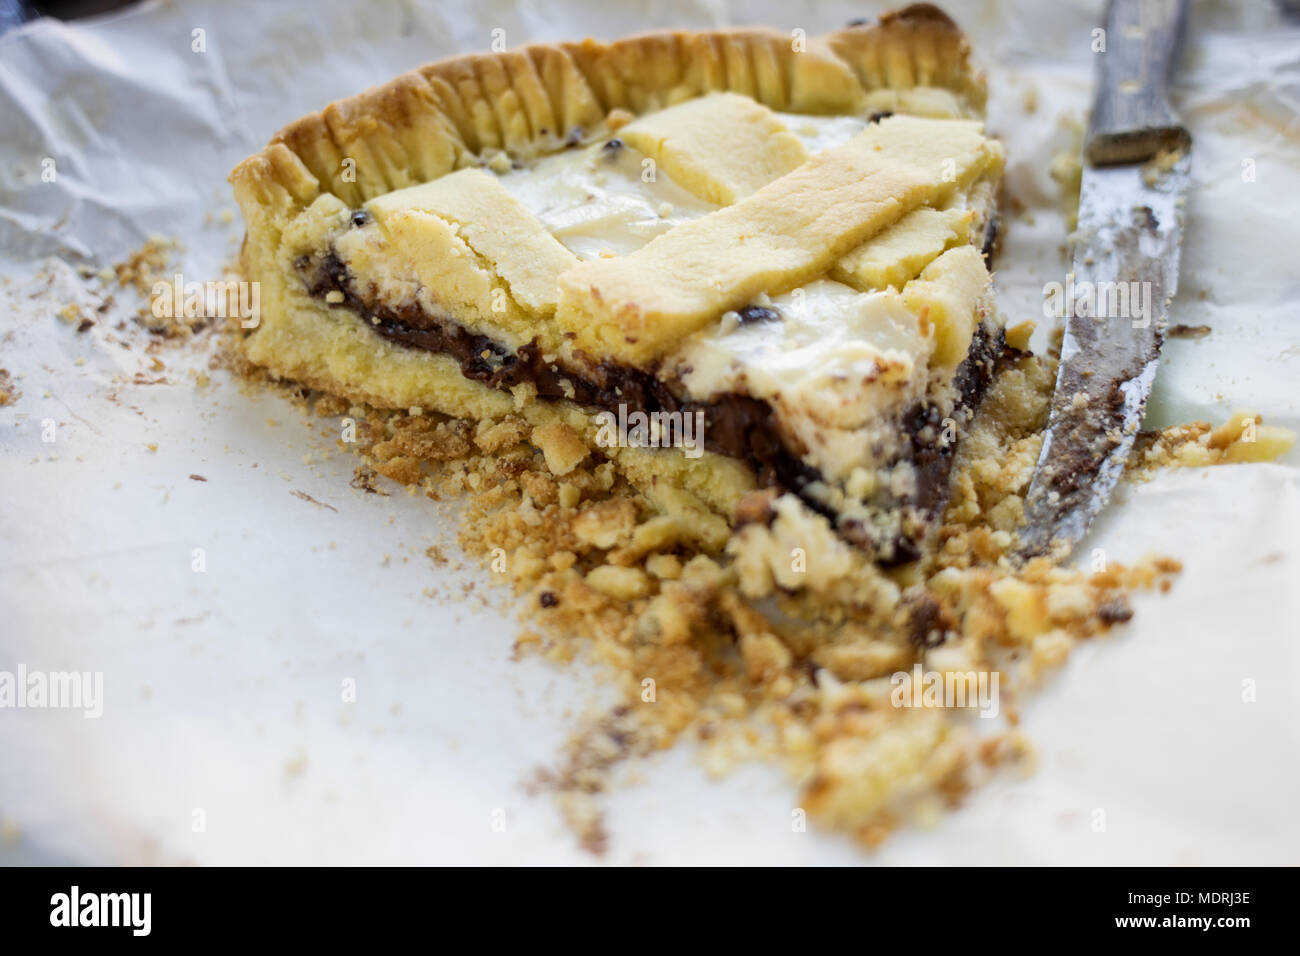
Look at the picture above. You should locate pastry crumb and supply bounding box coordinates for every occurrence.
[259,349,1195,853]
[1131,410,1296,474]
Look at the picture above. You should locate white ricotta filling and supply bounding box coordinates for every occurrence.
[495,142,717,259]
[493,114,867,259]
[670,280,933,482]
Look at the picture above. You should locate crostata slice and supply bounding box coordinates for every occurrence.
[230,4,1008,562]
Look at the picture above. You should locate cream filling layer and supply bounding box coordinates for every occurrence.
[670,280,933,483]
[491,112,868,260]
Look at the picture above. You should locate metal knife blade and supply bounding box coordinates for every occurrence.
[1016,0,1192,561]
[1016,157,1190,559]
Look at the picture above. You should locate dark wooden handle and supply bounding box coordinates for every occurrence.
[1086,0,1192,165]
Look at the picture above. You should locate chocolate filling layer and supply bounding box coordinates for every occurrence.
[300,251,822,497]
[297,247,1008,562]
[893,323,1007,561]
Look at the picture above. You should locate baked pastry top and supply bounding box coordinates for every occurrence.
[230,4,1008,562]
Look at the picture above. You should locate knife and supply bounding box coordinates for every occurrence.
[1015,0,1192,561]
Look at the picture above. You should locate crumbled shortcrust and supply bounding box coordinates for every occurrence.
[112,237,201,338]
[202,284,1293,852]
[0,368,19,407]
[282,350,1205,852]
[1131,410,1296,474]
[112,236,175,297]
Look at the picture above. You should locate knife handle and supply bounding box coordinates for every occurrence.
[1087,0,1192,165]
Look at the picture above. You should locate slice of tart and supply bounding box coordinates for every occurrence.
[230,4,1008,562]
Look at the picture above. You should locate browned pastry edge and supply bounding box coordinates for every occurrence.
[230,5,986,216]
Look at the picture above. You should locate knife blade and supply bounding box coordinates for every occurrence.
[1016,0,1192,561]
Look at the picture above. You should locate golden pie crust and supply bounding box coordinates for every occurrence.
[232,5,985,213]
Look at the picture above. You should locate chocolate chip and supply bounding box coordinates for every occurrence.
[981,209,1001,264]
[564,126,585,148]
[350,209,373,228]
[1097,597,1134,624]
[902,594,956,650]
[736,305,781,325]
[845,17,872,27]
[868,110,895,124]
[539,591,558,608]
[601,138,624,157]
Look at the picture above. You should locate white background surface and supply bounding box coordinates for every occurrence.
[0,0,1297,865]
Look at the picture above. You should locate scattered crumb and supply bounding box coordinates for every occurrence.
[1048,113,1085,231]
[1142,147,1183,186]
[238,348,1191,853]
[1131,410,1296,473]
[114,237,173,297]
[1022,84,1039,114]
[0,368,19,406]
[291,489,338,512]
[214,246,1290,854]
[283,752,309,779]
